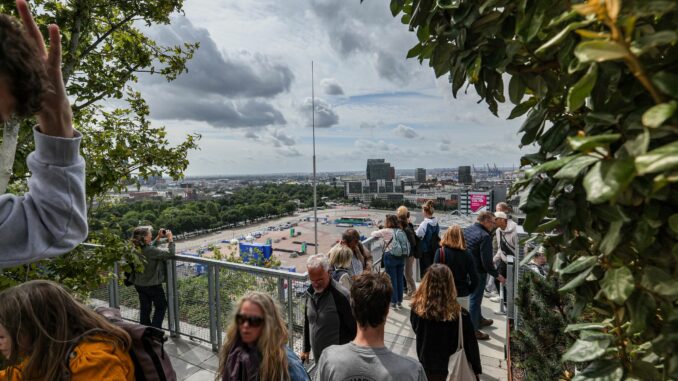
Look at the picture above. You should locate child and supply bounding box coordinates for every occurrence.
[327,244,355,290]
[0,280,134,380]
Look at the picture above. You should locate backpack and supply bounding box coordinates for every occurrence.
[403,224,420,258]
[332,267,350,283]
[418,222,440,256]
[387,228,411,257]
[71,307,177,381]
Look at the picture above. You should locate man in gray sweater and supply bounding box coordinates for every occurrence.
[0,0,87,267]
[315,272,426,381]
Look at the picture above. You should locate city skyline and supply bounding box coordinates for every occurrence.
[131,0,528,176]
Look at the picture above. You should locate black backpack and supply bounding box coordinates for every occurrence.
[418,223,440,257]
[332,267,350,283]
[65,307,176,381]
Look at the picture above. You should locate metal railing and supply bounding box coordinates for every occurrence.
[98,236,384,354]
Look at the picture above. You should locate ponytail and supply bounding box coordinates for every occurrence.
[423,200,435,216]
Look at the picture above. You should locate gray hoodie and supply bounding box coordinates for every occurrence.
[0,127,87,268]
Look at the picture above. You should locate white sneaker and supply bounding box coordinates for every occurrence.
[489,296,501,303]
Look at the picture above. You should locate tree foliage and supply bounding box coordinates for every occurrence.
[0,0,200,292]
[387,0,678,379]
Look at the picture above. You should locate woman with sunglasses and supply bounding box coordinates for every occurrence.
[218,292,310,381]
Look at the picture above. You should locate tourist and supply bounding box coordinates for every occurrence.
[300,254,356,363]
[434,224,478,309]
[0,280,133,380]
[328,244,354,290]
[526,249,548,278]
[396,206,419,299]
[410,264,482,381]
[371,214,410,309]
[415,200,440,276]
[130,226,175,329]
[493,211,518,309]
[218,292,309,381]
[341,228,373,273]
[464,211,504,340]
[0,0,87,267]
[315,272,426,381]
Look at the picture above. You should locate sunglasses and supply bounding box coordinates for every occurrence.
[236,313,264,327]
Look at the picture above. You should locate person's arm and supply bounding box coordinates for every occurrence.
[415,220,428,238]
[433,248,441,264]
[480,235,499,279]
[359,243,373,271]
[467,252,479,294]
[0,128,87,268]
[301,298,311,360]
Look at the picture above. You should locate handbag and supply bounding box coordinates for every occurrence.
[446,310,476,381]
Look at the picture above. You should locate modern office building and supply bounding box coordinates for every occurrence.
[415,168,426,183]
[458,166,473,184]
[366,159,395,181]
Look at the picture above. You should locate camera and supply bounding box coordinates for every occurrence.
[160,229,166,236]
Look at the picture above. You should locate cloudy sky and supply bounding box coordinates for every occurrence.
[134,0,526,176]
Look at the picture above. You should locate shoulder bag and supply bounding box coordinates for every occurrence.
[446,310,476,381]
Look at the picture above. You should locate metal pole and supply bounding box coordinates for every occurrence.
[215,266,222,351]
[312,61,318,254]
[207,265,218,352]
[287,275,295,349]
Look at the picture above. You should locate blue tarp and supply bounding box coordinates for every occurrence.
[239,242,273,263]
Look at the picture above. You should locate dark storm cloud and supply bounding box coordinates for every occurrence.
[149,95,286,128]
[299,98,339,128]
[144,17,294,98]
[320,78,345,95]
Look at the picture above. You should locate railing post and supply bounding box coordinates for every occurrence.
[215,266,222,351]
[287,275,295,349]
[277,277,286,306]
[207,264,219,352]
[108,262,120,308]
[166,259,180,338]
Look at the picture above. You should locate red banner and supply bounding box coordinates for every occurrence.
[469,194,488,212]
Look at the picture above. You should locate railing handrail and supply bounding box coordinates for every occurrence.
[172,253,310,281]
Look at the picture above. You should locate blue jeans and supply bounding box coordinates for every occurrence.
[384,252,405,304]
[469,272,487,330]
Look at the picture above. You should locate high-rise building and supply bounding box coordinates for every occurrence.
[366,159,395,181]
[458,166,473,184]
[415,168,426,183]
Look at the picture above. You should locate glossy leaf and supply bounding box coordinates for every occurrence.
[574,40,628,62]
[567,64,598,112]
[583,159,636,204]
[599,220,623,255]
[509,75,526,105]
[652,71,678,98]
[636,141,678,175]
[568,134,621,152]
[641,267,678,298]
[601,266,634,304]
[560,256,597,275]
[554,155,599,179]
[508,98,537,119]
[559,266,594,292]
[641,101,677,128]
[562,338,610,362]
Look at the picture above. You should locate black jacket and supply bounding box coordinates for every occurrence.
[410,309,482,376]
[403,222,418,257]
[463,223,498,278]
[302,279,356,360]
[434,246,479,297]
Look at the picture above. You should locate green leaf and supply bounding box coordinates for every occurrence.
[562,338,610,362]
[519,109,547,145]
[636,141,678,175]
[573,360,624,381]
[641,267,678,298]
[583,159,636,204]
[390,0,405,16]
[574,40,628,62]
[599,220,623,255]
[560,266,594,292]
[601,266,634,304]
[508,98,537,119]
[641,101,677,128]
[568,134,620,152]
[623,130,650,157]
[554,155,600,179]
[561,256,597,275]
[509,76,526,105]
[469,55,482,83]
[669,214,678,234]
[626,290,656,334]
[406,43,423,58]
[526,156,575,177]
[535,20,593,55]
[567,64,598,112]
[631,30,678,55]
[564,322,608,333]
[652,71,678,98]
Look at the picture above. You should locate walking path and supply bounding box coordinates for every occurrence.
[165,296,509,381]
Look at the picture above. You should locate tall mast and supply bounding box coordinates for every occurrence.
[312,61,318,254]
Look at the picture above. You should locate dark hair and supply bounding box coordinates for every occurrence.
[384,214,399,229]
[477,211,495,224]
[350,272,392,328]
[342,228,360,243]
[0,280,131,381]
[0,14,48,117]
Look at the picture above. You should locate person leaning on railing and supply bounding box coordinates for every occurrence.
[217,292,309,381]
[0,0,87,268]
[341,228,373,273]
[129,226,175,329]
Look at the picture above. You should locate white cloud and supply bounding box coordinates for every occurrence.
[299,98,339,128]
[393,124,421,139]
[320,78,344,95]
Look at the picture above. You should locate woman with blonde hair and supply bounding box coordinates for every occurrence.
[434,224,479,309]
[0,280,134,380]
[410,264,481,381]
[328,244,354,290]
[218,292,309,381]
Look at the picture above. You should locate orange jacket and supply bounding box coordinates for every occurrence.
[0,337,134,380]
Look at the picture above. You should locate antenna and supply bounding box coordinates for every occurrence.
[312,61,318,254]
